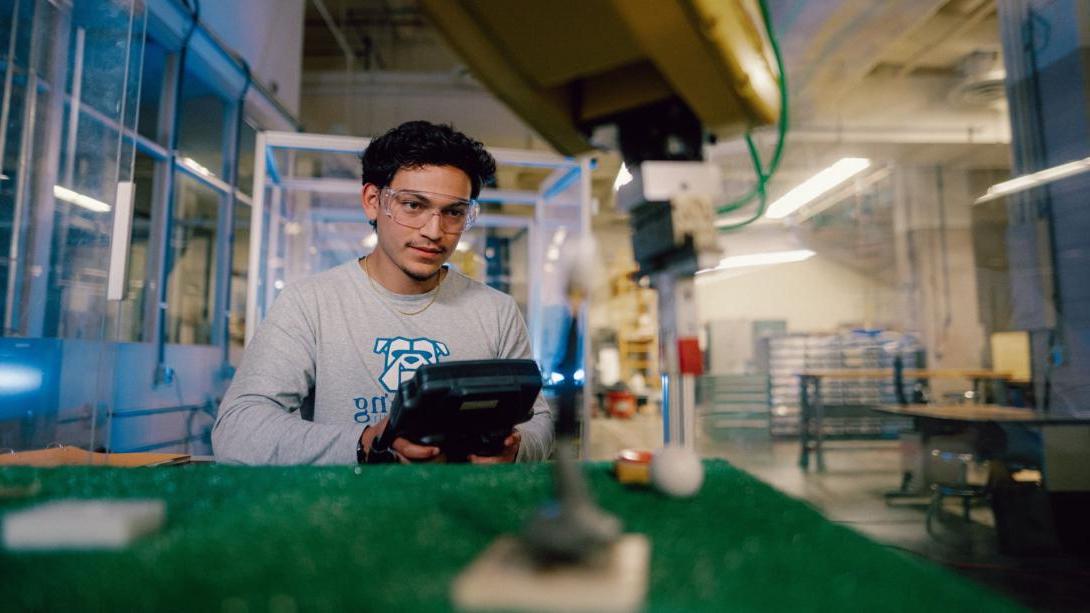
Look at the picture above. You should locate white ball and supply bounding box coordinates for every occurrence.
[650,445,704,498]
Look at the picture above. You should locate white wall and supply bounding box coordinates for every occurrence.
[199,0,305,115]
[694,255,896,333]
[300,71,550,149]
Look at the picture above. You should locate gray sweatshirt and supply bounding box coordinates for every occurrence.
[212,259,554,464]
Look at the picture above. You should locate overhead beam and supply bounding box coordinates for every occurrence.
[896,1,996,78]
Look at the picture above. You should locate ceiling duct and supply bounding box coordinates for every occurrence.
[949,49,1006,107]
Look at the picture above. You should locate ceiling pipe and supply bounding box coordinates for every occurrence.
[312,0,357,71]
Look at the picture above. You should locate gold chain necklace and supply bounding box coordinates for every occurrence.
[362,256,444,316]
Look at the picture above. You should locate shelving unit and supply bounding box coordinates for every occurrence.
[767,333,920,437]
[608,267,660,390]
[617,333,657,387]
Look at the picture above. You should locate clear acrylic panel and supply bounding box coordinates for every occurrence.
[177,61,228,177]
[0,0,145,451]
[165,173,221,345]
[136,37,167,144]
[449,225,530,317]
[236,120,256,194]
[229,200,251,363]
[109,151,157,343]
[289,149,360,181]
[686,155,1060,466]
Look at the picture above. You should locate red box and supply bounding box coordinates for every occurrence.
[677,337,703,375]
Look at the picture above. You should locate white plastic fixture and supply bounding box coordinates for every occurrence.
[613,162,633,191]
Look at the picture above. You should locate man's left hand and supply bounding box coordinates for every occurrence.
[468,430,521,464]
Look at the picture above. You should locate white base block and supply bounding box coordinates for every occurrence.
[3,499,165,550]
[451,534,650,613]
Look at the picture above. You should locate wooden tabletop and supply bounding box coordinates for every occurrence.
[0,446,190,467]
[796,369,1013,380]
[872,403,1090,424]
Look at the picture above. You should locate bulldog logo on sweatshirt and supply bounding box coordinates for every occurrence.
[373,336,450,392]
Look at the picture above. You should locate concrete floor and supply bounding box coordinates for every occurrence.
[587,413,1090,612]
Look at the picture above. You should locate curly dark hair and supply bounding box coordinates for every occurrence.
[360,120,496,198]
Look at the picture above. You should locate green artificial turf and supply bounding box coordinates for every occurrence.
[0,461,1020,612]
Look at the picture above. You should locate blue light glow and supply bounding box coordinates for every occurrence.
[548,372,565,385]
[573,369,584,382]
[0,363,43,395]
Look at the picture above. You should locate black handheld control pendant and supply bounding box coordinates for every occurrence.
[366,359,542,463]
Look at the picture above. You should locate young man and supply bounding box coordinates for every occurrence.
[212,121,554,464]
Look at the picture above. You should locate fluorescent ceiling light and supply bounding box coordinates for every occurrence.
[53,185,111,213]
[696,249,816,275]
[765,158,871,219]
[181,156,213,178]
[975,156,1090,204]
[613,162,633,191]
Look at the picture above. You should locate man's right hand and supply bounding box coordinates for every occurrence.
[361,416,442,463]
